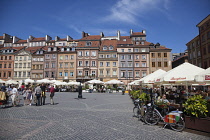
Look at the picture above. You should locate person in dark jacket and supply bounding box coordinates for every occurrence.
[50,85,55,105]
[40,83,46,105]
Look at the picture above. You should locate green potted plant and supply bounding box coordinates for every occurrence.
[139,92,150,105]
[183,94,210,133]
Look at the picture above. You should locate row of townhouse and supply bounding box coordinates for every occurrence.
[0,29,172,85]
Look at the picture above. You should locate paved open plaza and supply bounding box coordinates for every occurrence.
[0,92,209,140]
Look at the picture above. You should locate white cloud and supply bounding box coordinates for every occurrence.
[102,0,170,24]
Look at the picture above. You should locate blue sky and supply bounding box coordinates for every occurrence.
[0,0,209,53]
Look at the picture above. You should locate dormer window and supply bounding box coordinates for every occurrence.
[67,48,70,51]
[86,41,92,46]
[72,47,75,51]
[11,50,14,53]
[103,46,107,50]
[123,39,126,41]
[53,47,57,51]
[109,46,113,50]
[48,47,51,52]
[36,51,39,54]
[40,51,43,54]
[61,48,64,52]
[141,42,144,45]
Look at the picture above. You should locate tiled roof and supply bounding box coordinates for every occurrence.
[133,41,151,46]
[80,35,101,40]
[30,37,45,42]
[100,40,117,51]
[47,40,55,43]
[25,46,45,53]
[15,40,27,43]
[117,36,132,44]
[57,38,67,41]
[172,54,188,62]
[0,36,3,40]
[0,46,25,53]
[131,32,145,36]
[78,41,100,47]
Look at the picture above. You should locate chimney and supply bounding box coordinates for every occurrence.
[100,32,104,37]
[29,35,34,41]
[55,36,60,41]
[142,30,146,34]
[67,35,73,41]
[117,30,121,40]
[45,35,51,41]
[13,36,20,43]
[130,29,133,35]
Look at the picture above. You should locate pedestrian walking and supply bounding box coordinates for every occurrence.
[50,85,55,105]
[22,87,27,105]
[40,83,46,105]
[35,84,42,106]
[11,86,18,106]
[1,83,7,92]
[27,88,33,106]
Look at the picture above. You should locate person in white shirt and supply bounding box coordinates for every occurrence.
[11,86,18,106]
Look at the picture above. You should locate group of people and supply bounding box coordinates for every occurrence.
[0,83,56,107]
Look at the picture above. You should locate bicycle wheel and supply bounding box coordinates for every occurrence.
[170,117,185,132]
[133,107,140,118]
[144,111,160,125]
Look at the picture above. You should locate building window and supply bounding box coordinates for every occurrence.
[86,42,92,46]
[128,49,131,52]
[142,63,146,67]
[203,47,206,55]
[85,51,89,56]
[92,71,96,76]
[121,49,124,52]
[106,70,110,76]
[106,62,110,67]
[113,54,117,58]
[142,72,147,77]
[99,54,104,58]
[78,61,82,66]
[92,61,96,67]
[59,72,63,77]
[135,49,139,52]
[152,62,155,67]
[142,55,146,60]
[71,55,74,59]
[100,70,103,75]
[106,54,110,58]
[100,62,103,67]
[113,62,116,67]
[164,62,168,67]
[70,72,74,77]
[51,72,55,78]
[78,51,82,56]
[4,64,6,68]
[112,70,116,76]
[128,63,132,67]
[158,53,161,57]
[70,62,74,68]
[136,55,139,59]
[91,51,96,56]
[164,53,167,57]
[141,49,146,52]
[109,46,113,50]
[103,46,107,50]
[121,55,125,59]
[52,63,55,68]
[135,63,139,67]
[65,55,68,60]
[85,71,89,76]
[85,61,89,66]
[60,56,63,60]
[135,71,139,77]
[158,62,161,67]
[121,71,126,77]
[59,63,63,68]
[151,53,155,58]
[128,55,132,59]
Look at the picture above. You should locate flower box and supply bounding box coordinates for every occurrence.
[185,116,210,133]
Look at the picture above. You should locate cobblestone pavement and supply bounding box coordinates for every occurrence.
[0,92,209,140]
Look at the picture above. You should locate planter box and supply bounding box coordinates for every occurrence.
[185,116,210,133]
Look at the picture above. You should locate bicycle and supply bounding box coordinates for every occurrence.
[144,106,185,132]
[133,99,147,121]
